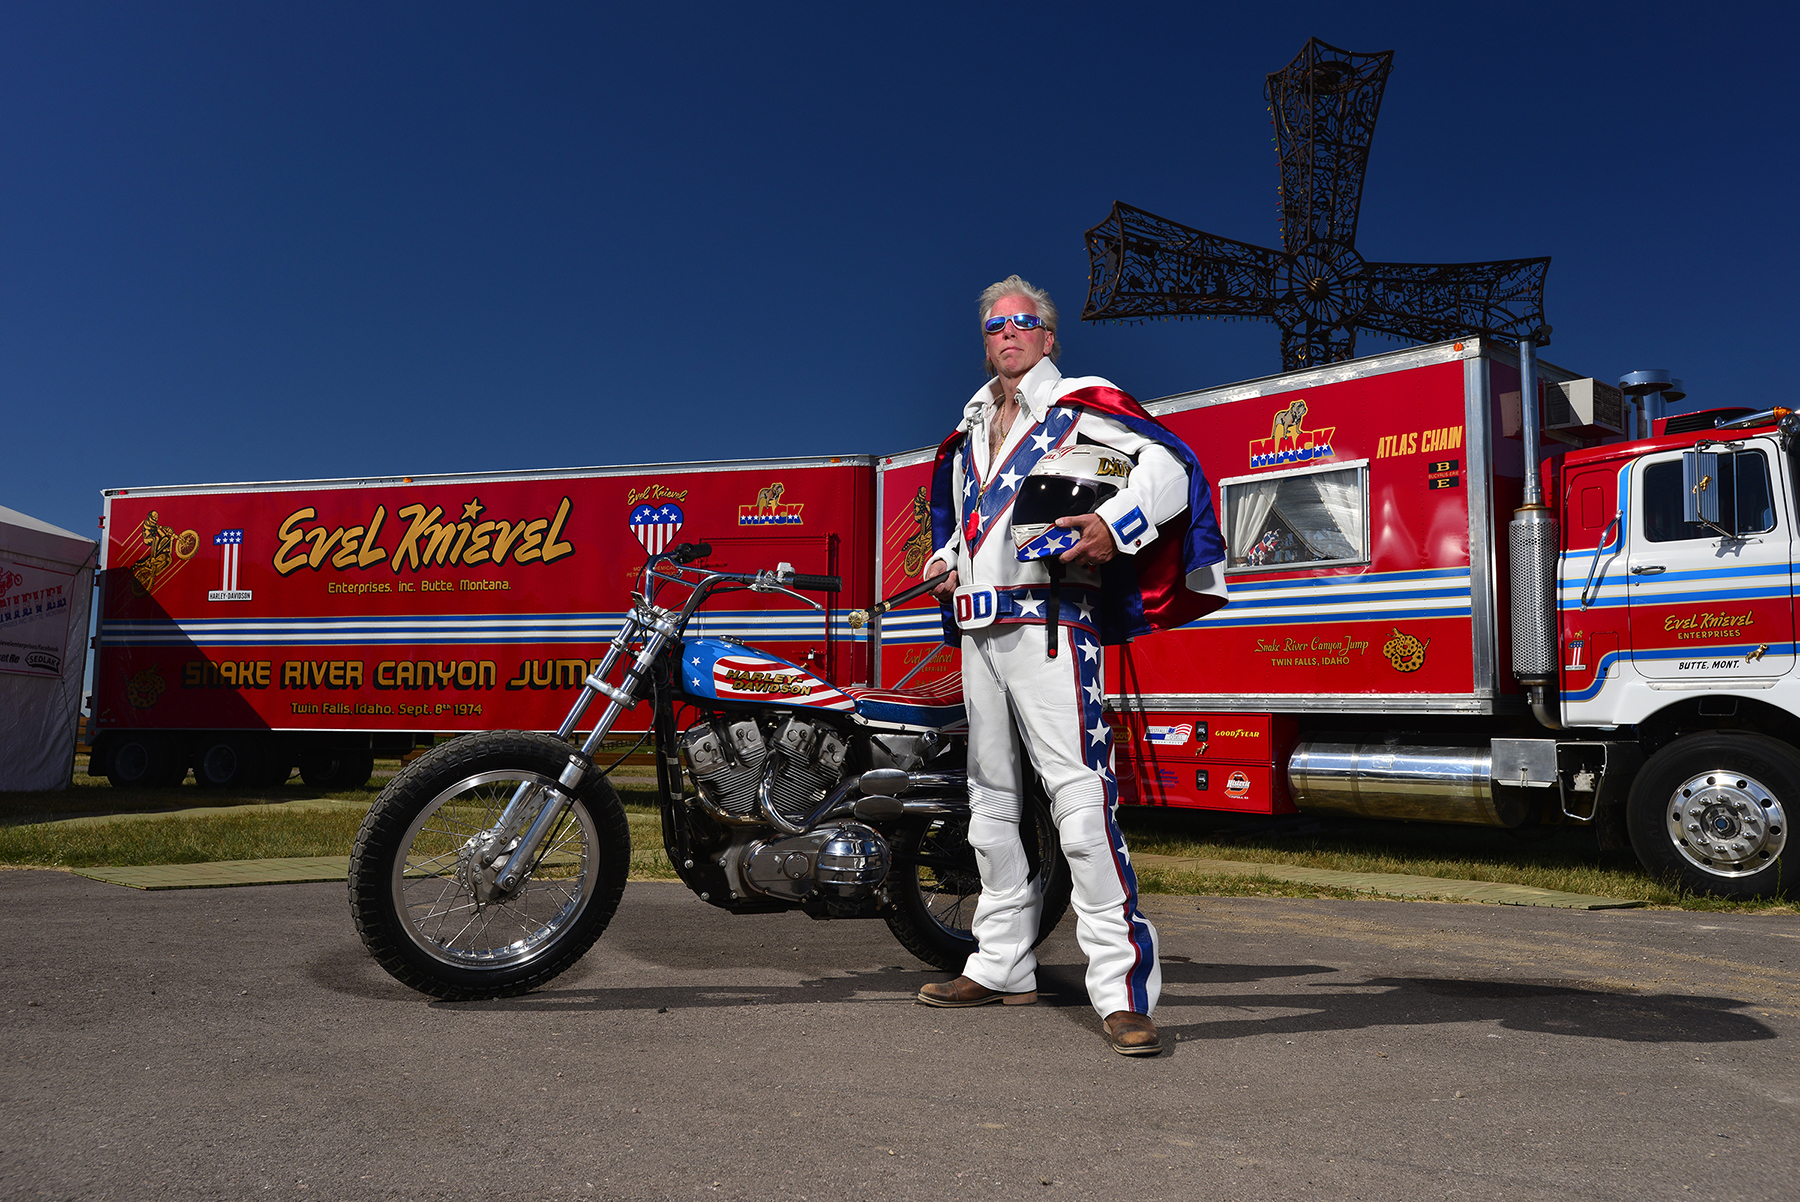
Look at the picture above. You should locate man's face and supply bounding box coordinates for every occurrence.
[984,295,1054,382]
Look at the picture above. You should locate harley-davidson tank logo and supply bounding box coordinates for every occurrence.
[1248,398,1336,469]
[1383,628,1431,673]
[738,482,804,526]
[712,655,852,710]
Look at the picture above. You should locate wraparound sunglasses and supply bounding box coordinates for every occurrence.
[982,312,1046,334]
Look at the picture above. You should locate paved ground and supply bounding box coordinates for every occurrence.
[1,870,1795,1202]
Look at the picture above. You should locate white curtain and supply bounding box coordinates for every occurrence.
[1307,469,1365,558]
[1226,480,1280,563]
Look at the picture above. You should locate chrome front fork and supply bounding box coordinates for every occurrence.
[476,603,681,899]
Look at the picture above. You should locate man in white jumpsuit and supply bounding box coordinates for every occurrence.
[917,275,1215,1056]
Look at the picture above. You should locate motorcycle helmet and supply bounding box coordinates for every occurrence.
[1012,443,1134,561]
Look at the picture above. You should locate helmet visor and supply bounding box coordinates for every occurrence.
[1012,477,1118,533]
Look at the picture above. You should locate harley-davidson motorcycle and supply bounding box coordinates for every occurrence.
[349,542,1070,1000]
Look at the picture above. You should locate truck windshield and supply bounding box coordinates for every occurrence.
[1644,450,1775,541]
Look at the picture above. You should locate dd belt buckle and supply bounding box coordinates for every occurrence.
[952,584,998,630]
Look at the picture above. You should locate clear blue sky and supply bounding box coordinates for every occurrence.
[5,1,1795,542]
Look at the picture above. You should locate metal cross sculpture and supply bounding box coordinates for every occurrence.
[1082,38,1550,370]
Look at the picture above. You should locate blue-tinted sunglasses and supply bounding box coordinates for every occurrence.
[983,312,1046,335]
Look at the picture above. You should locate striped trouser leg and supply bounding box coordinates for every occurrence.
[991,623,1160,1018]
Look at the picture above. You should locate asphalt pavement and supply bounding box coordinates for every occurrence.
[1,869,1795,1202]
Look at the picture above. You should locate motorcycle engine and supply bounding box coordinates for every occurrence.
[679,713,847,825]
[741,822,889,903]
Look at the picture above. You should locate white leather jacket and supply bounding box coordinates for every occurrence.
[925,357,1190,592]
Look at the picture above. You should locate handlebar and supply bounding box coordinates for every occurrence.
[781,572,841,593]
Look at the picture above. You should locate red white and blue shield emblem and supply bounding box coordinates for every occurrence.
[629,503,684,553]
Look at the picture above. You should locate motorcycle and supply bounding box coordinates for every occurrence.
[348,542,1071,1000]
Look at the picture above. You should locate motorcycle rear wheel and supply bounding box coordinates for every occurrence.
[348,730,631,1000]
[883,794,1071,973]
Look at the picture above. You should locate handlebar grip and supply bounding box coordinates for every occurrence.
[784,573,841,593]
[670,542,712,564]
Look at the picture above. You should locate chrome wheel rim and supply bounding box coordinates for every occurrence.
[1665,768,1788,878]
[390,770,597,969]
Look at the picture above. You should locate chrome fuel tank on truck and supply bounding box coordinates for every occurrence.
[1288,742,1528,827]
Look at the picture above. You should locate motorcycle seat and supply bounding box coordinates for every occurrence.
[842,672,966,729]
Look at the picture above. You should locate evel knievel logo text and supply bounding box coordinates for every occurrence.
[272,496,575,576]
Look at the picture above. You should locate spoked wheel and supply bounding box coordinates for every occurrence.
[882,792,1071,972]
[349,730,631,999]
[1627,731,1795,899]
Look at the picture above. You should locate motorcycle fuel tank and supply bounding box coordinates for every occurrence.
[679,638,855,712]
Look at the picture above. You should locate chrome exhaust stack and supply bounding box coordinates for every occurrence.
[1508,333,1562,729]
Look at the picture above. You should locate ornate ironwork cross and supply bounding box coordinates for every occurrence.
[1082,38,1551,370]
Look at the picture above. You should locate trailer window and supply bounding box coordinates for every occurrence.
[1223,464,1368,571]
[1644,451,1775,541]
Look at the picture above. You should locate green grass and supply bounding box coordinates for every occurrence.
[1115,807,1798,913]
[3,770,1793,911]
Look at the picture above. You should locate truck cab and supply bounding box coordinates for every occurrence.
[1555,408,1797,895]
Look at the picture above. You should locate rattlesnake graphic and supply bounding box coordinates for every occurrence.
[126,665,167,709]
[1382,628,1430,673]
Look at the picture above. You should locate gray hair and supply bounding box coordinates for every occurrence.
[977,274,1062,363]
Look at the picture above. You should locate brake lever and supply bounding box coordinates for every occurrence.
[752,572,823,610]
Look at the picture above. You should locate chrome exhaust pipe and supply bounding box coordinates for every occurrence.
[1509,334,1562,728]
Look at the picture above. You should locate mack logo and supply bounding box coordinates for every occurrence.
[1248,398,1336,469]
[738,482,804,526]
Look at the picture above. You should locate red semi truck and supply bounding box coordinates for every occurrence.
[92,337,1797,896]
[91,455,875,789]
[1027,336,1787,898]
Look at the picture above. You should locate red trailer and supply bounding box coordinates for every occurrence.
[91,456,875,789]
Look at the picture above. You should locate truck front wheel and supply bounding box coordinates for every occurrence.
[1627,732,1794,899]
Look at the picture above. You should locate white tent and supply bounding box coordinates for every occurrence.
[0,505,98,791]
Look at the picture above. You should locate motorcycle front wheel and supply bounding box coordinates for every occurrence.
[348,730,632,1000]
[882,792,1071,973]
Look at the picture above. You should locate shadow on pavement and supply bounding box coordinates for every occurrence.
[1156,972,1775,1045]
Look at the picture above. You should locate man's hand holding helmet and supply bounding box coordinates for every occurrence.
[1012,444,1136,570]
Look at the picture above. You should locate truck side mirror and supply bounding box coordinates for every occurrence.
[1683,450,1721,527]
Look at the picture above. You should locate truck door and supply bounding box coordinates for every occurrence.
[1624,441,1794,682]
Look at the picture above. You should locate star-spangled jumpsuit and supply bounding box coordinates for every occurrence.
[926,356,1193,1018]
